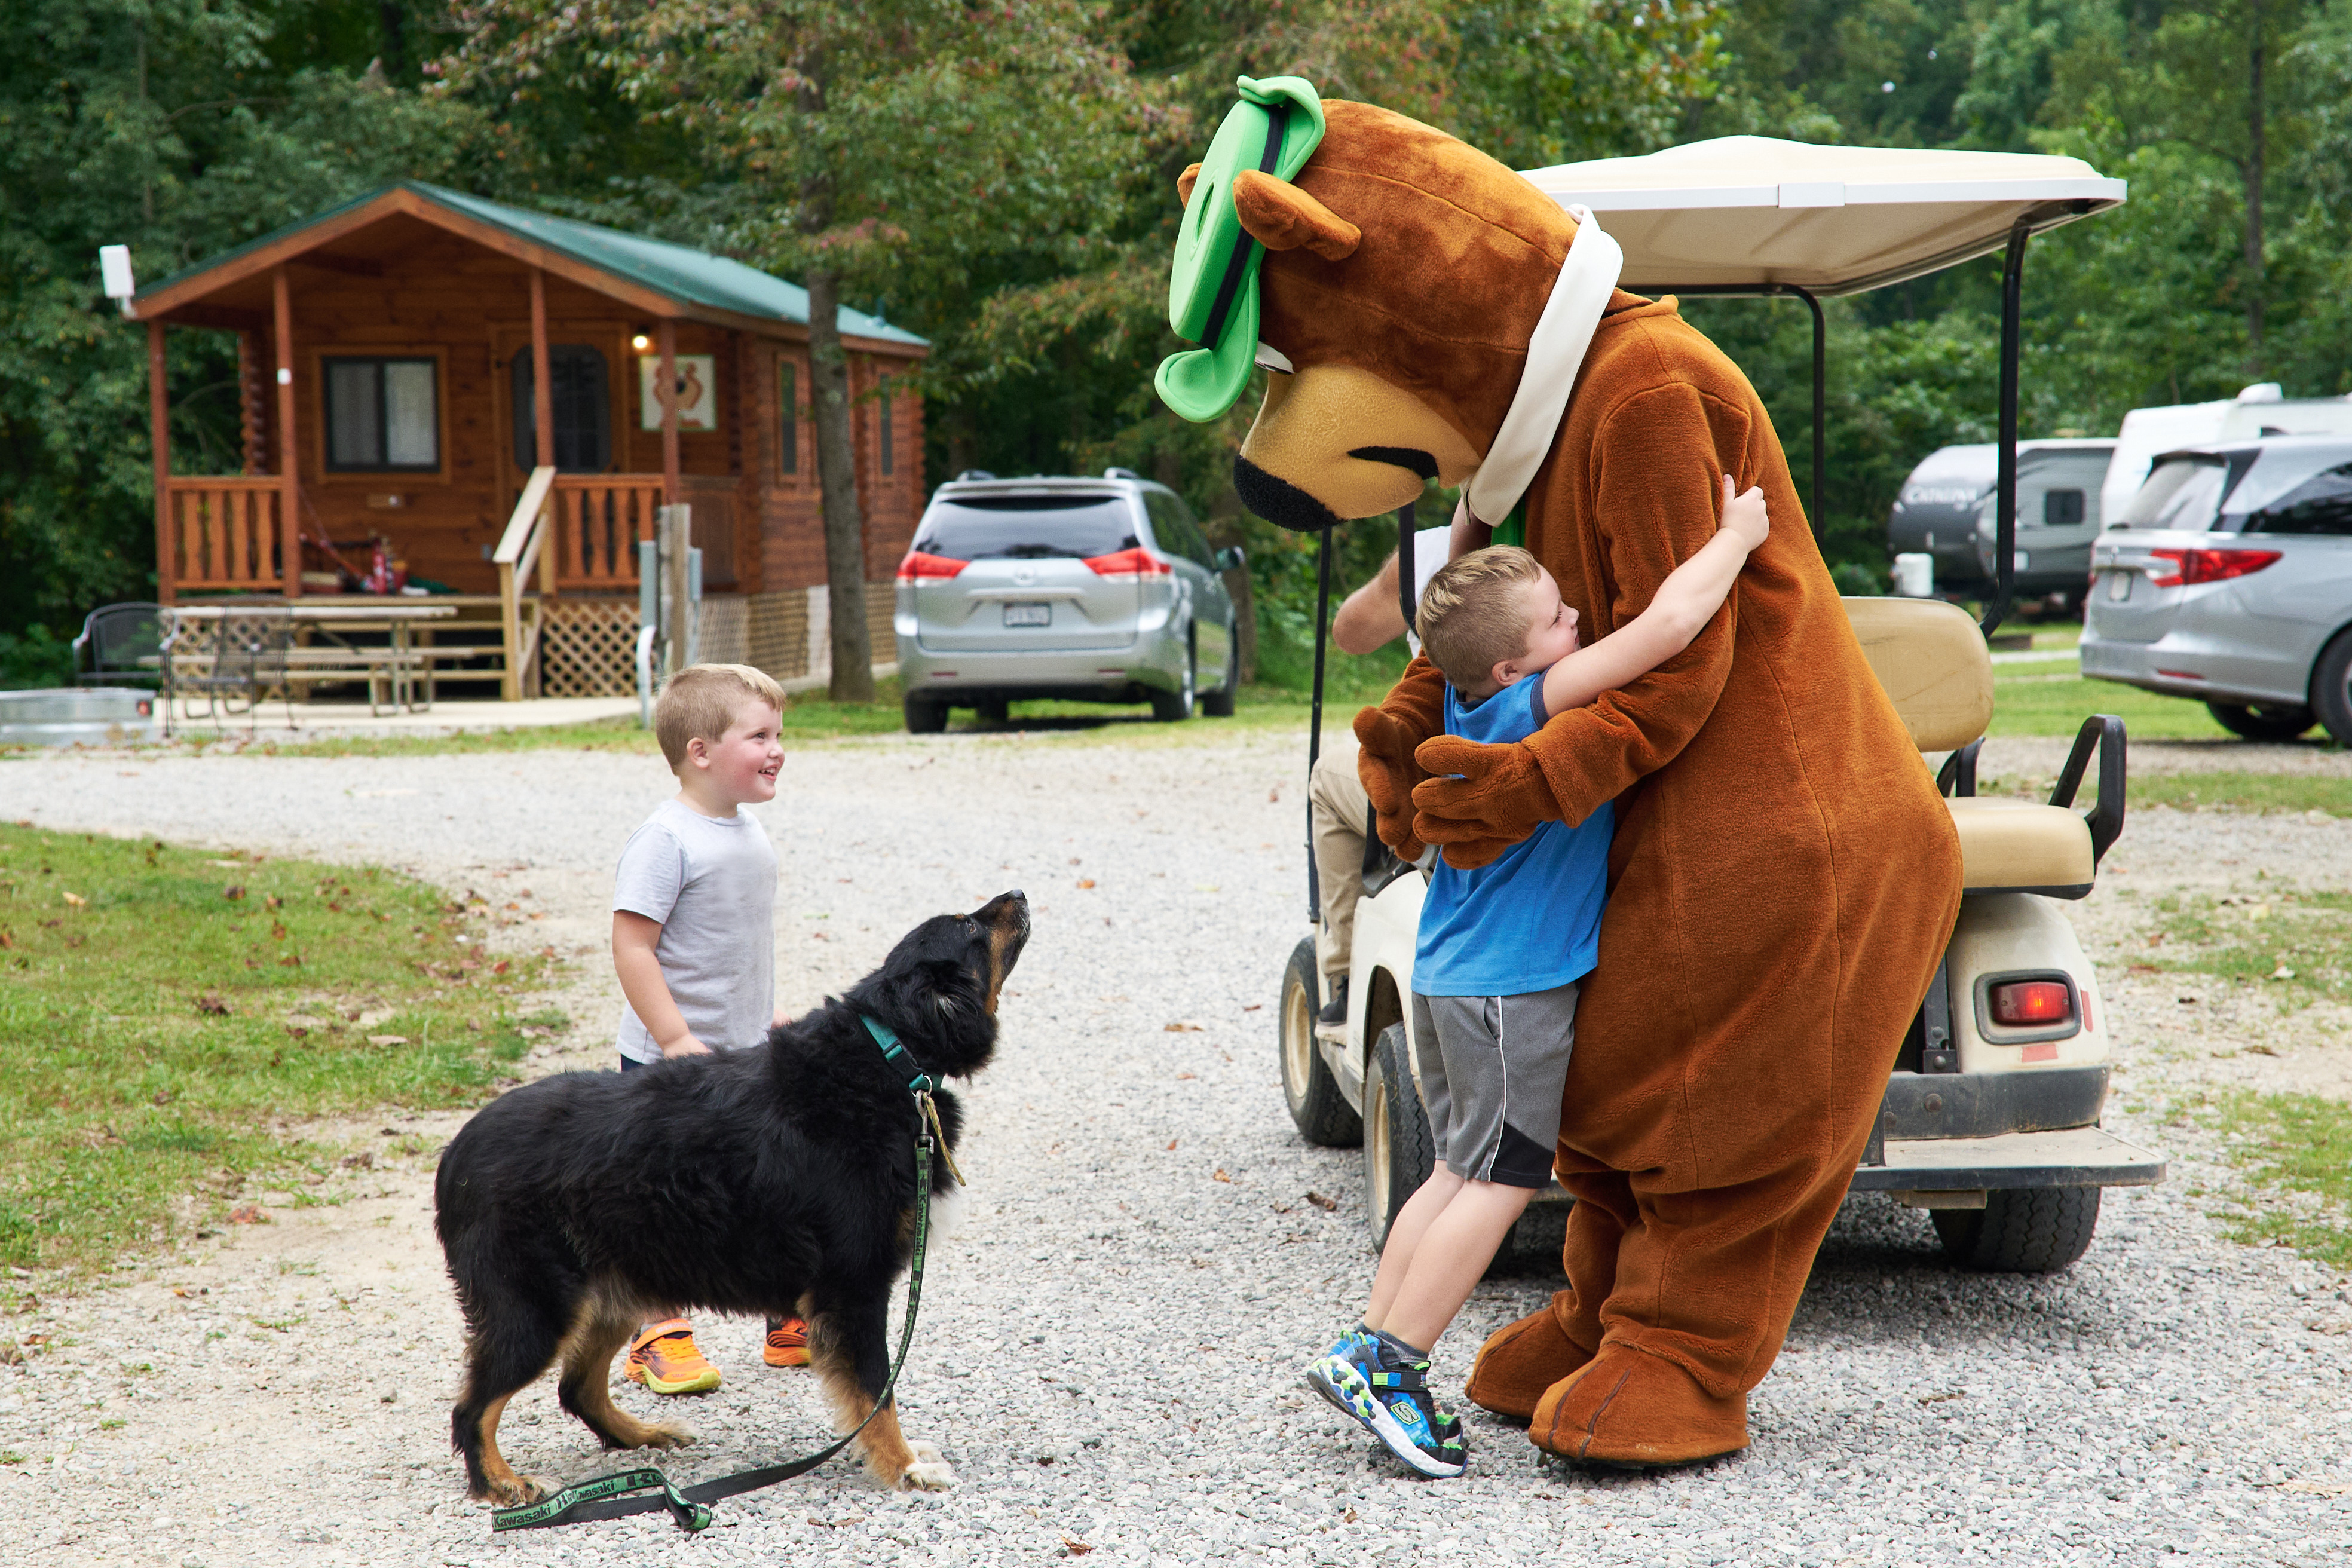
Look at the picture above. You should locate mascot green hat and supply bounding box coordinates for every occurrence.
[1155,76,1325,422]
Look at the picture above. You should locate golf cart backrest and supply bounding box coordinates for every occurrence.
[1842,596,2123,899]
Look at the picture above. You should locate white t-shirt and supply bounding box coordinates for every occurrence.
[612,798,779,1062]
[1404,525,1451,659]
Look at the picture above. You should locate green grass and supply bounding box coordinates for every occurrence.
[2126,888,2352,999]
[1989,669,2232,740]
[2186,1089,2352,1269]
[0,825,562,1276]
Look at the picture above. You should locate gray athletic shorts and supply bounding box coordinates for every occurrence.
[1409,982,1581,1189]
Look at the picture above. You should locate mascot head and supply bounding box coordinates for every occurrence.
[1156,78,1628,531]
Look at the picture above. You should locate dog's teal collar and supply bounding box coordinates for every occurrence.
[861,1015,932,1097]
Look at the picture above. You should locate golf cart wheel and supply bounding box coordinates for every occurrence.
[1150,632,1195,722]
[1364,1023,1435,1250]
[1278,939,1361,1147]
[902,694,948,734]
[2207,700,2314,742]
[2312,629,2352,748]
[1933,1186,2100,1273]
[1199,618,1239,718]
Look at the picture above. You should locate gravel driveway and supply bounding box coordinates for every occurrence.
[2,728,2349,1566]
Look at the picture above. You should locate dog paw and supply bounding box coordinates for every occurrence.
[896,1441,957,1492]
[482,1473,557,1506]
[639,1421,693,1450]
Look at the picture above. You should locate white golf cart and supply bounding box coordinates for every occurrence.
[1276,137,2166,1274]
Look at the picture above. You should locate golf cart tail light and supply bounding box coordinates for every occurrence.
[136,698,152,717]
[1990,980,2072,1027]
[896,551,967,584]
[1083,547,1172,581]
[2145,548,2281,588]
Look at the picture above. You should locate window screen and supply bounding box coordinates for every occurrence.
[510,346,611,473]
[2042,488,2086,528]
[915,496,1138,560]
[325,357,439,471]
[2246,463,2352,537]
[779,360,798,476]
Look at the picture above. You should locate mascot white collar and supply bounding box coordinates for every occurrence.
[1463,205,1624,526]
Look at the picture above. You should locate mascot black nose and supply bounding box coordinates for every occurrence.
[1233,455,1342,534]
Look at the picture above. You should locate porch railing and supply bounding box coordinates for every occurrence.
[552,476,664,590]
[494,465,557,700]
[166,477,286,592]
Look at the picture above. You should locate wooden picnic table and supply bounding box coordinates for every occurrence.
[169,601,458,713]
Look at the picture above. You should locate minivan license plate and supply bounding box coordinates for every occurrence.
[1003,602,1052,627]
[2106,569,2131,602]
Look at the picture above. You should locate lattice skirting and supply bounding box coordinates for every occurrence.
[699,595,751,667]
[742,590,810,681]
[538,600,641,697]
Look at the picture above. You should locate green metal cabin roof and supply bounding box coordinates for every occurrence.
[138,180,928,348]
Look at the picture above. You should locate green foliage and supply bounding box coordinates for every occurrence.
[0,625,75,690]
[0,823,559,1273]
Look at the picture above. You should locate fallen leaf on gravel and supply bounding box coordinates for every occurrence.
[1076,878,1097,889]
[2278,1479,2350,1496]
[1164,1022,1203,1033]
[1062,1536,1094,1555]
[1306,1192,1337,1211]
[1242,1003,1262,1012]
[2178,995,2198,1004]
[1268,788,1280,803]
[368,1034,409,1046]
[492,960,511,975]
[1917,1391,1963,1404]
[1175,1072,1195,1080]
[2269,965,2295,980]
[1343,1507,1358,1523]
[2129,963,2159,973]
[1213,1169,1232,1182]
[227,1205,268,1225]
[2249,1043,2280,1056]
[1165,1138,1178,1151]
[1191,883,1220,892]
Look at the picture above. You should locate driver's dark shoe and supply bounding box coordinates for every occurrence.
[1318,977,1349,1027]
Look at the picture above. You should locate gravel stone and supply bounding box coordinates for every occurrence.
[0,731,2347,1565]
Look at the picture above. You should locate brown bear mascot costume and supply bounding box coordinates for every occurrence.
[1159,81,1962,1466]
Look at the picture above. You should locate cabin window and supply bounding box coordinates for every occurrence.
[510,346,612,473]
[878,373,894,476]
[324,357,439,471]
[778,360,798,476]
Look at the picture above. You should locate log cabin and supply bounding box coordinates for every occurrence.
[128,181,928,697]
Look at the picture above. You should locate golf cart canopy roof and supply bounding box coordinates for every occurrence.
[1520,136,2126,297]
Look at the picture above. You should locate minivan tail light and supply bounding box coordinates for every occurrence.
[1989,980,2072,1028]
[1083,547,1172,581]
[2145,548,2281,588]
[896,551,968,583]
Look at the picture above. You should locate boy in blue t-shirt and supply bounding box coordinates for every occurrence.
[1306,476,1769,1477]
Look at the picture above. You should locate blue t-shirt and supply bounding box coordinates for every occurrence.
[1413,673,1613,997]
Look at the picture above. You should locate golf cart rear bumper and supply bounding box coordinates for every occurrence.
[1848,1125,2164,1192]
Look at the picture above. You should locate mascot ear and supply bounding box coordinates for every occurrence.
[1232,169,1361,261]
[1177,161,1202,207]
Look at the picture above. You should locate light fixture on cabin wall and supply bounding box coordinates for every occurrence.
[630,330,652,352]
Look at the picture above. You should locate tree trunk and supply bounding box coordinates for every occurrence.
[807,268,874,702]
[2244,0,2266,373]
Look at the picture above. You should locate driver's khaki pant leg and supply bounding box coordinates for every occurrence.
[1309,734,1368,983]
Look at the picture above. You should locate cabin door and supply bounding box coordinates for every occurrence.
[510,346,613,473]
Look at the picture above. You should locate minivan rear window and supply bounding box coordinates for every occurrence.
[2117,458,2230,532]
[914,497,1139,561]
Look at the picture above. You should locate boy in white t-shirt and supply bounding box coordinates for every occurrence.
[610,663,795,1394]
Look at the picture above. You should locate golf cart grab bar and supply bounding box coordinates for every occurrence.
[2048,714,2126,868]
[1935,738,1983,798]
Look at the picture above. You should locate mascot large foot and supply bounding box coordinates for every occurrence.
[1527,1346,1749,1468]
[1465,1298,1592,1422]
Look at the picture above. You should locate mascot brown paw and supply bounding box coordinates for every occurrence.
[1527,1346,1750,1468]
[1464,1297,1593,1422]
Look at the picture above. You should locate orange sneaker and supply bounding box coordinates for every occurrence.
[626,1318,722,1395]
[763,1316,810,1368]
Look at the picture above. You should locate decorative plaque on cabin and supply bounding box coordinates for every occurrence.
[637,354,718,431]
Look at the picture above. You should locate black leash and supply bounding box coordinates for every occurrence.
[490,1017,946,1534]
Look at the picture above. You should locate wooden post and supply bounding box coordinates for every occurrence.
[658,320,681,506]
[529,268,556,471]
[148,321,173,605]
[272,265,299,599]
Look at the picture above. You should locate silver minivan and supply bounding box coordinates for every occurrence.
[2082,435,2352,741]
[893,470,1242,731]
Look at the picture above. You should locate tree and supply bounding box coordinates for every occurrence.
[445,0,1157,699]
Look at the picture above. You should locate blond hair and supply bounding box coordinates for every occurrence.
[1417,546,1545,691]
[653,663,787,769]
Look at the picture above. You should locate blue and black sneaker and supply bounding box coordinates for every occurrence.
[1304,1324,1378,1419]
[1303,1333,1467,1478]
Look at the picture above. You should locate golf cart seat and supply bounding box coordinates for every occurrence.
[1845,597,2122,898]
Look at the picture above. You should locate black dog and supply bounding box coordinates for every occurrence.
[434,890,1029,1503]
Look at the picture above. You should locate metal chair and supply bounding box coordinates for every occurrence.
[72,602,174,736]
[174,605,296,734]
